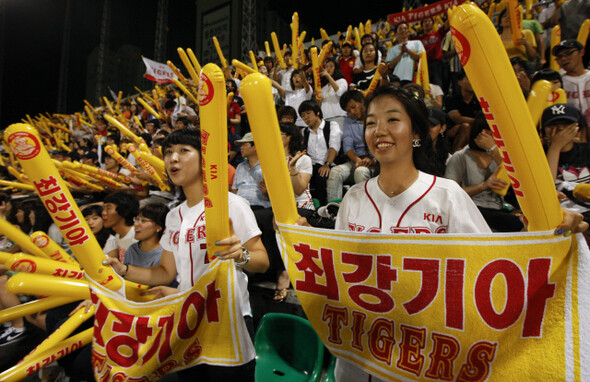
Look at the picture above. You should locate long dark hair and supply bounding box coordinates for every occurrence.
[321,57,344,88]
[364,84,435,174]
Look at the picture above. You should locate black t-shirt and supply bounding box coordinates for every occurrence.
[556,142,590,183]
[443,91,481,126]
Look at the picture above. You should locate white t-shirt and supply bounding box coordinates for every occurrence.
[285,88,313,127]
[334,172,490,381]
[320,78,348,120]
[288,154,315,210]
[160,193,262,317]
[385,40,425,81]
[103,234,117,256]
[562,70,590,128]
[115,226,137,263]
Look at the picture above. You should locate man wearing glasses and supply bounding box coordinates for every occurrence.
[553,39,590,139]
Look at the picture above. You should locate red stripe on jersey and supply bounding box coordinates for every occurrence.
[365,180,382,231]
[189,242,194,286]
[178,209,183,223]
[396,175,436,227]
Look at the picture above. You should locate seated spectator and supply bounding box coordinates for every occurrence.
[277,106,297,124]
[124,203,169,268]
[444,69,482,152]
[231,133,271,209]
[511,56,531,97]
[427,106,451,176]
[82,204,118,258]
[102,192,139,260]
[299,100,343,206]
[445,112,523,232]
[327,90,375,202]
[543,104,590,234]
[320,58,348,127]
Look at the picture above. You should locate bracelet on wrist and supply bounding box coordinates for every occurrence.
[121,264,129,278]
[290,172,299,176]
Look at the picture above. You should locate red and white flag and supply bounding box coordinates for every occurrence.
[142,56,177,84]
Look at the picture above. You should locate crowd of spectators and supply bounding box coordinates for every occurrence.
[0,1,589,380]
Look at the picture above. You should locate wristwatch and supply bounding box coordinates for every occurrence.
[486,145,497,155]
[235,247,250,267]
[324,161,334,167]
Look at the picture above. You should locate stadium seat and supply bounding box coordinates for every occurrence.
[255,313,324,382]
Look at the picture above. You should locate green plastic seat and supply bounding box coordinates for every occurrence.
[320,354,336,382]
[255,313,324,382]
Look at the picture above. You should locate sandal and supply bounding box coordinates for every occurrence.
[273,288,288,303]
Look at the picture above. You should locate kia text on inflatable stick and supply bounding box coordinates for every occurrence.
[240,73,298,224]
[4,124,122,289]
[449,3,562,231]
[199,64,230,260]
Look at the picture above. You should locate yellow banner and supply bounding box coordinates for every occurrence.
[278,223,589,381]
[88,260,253,380]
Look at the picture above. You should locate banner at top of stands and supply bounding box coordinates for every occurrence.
[388,0,468,25]
[142,56,178,84]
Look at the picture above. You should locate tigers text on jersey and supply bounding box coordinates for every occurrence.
[160,192,262,316]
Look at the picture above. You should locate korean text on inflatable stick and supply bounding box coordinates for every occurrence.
[4,124,122,290]
[240,73,298,224]
[449,4,562,231]
[310,47,322,101]
[199,64,229,260]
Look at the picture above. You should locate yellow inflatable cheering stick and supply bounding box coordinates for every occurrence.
[104,144,139,175]
[4,124,122,289]
[212,36,229,70]
[136,97,162,120]
[318,41,333,67]
[249,50,259,71]
[550,26,561,71]
[578,19,590,46]
[104,114,142,146]
[199,64,230,261]
[291,13,300,69]
[310,47,322,101]
[507,0,523,45]
[449,3,562,231]
[527,79,552,128]
[166,60,190,84]
[177,47,200,85]
[187,48,202,75]
[416,50,431,98]
[271,32,287,69]
[241,73,298,224]
[127,143,170,191]
[232,59,257,75]
[30,231,78,265]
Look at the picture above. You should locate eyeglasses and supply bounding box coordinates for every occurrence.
[555,49,579,60]
[133,217,153,224]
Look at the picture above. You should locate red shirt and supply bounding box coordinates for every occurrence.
[227,102,241,134]
[339,56,356,85]
[419,28,445,62]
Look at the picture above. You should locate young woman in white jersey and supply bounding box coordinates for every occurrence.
[105,128,269,381]
[332,84,587,382]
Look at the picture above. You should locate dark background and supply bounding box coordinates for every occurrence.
[0,0,414,128]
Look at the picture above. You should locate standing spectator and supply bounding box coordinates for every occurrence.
[338,41,356,85]
[351,43,389,91]
[418,17,448,86]
[386,21,425,81]
[552,39,590,136]
[320,57,348,127]
[299,100,343,206]
[275,69,313,127]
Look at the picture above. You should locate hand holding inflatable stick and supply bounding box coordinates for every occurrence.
[449,3,562,231]
[199,64,230,260]
[241,73,298,224]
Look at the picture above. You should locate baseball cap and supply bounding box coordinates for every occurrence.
[234,132,255,144]
[342,41,353,48]
[541,104,580,126]
[551,39,584,56]
[427,107,446,126]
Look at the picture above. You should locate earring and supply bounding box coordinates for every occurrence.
[412,138,421,148]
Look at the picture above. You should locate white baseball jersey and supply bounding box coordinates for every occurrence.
[336,171,491,234]
[160,193,262,317]
[334,171,491,382]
